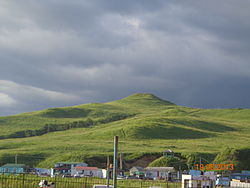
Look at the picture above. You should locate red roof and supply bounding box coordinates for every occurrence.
[74,167,99,170]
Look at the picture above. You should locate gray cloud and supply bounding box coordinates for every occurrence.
[0,0,250,116]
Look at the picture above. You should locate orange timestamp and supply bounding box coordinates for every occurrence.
[195,164,234,171]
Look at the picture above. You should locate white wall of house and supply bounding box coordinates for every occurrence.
[102,169,107,179]
[71,168,102,178]
[182,174,214,188]
[230,181,250,188]
[146,170,174,180]
[184,179,212,188]
[35,168,51,176]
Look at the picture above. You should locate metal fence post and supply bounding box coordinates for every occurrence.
[22,173,25,188]
[54,175,57,188]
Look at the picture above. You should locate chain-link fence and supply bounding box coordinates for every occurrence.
[0,174,181,188]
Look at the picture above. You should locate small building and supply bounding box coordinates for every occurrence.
[53,162,88,176]
[163,149,174,157]
[230,172,250,182]
[242,171,250,174]
[230,180,250,187]
[0,163,28,174]
[130,167,145,177]
[145,167,176,180]
[71,166,102,178]
[182,172,216,188]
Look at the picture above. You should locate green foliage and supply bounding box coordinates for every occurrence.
[0,93,249,169]
[148,156,187,169]
[182,153,216,169]
[214,147,250,170]
[124,152,162,162]
[41,108,91,118]
[0,113,134,139]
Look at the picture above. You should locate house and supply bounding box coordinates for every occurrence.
[230,180,250,187]
[71,166,103,178]
[129,167,145,177]
[230,172,250,182]
[182,174,215,188]
[0,163,28,174]
[53,162,88,176]
[145,167,176,180]
[182,171,216,188]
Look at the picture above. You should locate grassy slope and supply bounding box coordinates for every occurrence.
[0,93,249,168]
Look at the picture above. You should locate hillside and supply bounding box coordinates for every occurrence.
[0,93,250,169]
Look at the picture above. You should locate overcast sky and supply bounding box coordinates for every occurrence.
[0,0,250,116]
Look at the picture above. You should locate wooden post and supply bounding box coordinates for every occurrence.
[113,136,118,188]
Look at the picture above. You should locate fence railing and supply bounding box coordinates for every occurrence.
[0,174,181,188]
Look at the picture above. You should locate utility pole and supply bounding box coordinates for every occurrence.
[106,156,110,188]
[113,136,118,188]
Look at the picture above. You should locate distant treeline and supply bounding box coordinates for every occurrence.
[0,113,134,139]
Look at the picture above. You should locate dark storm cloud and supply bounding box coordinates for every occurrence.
[0,0,250,116]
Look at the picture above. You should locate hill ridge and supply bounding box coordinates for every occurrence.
[110,93,175,106]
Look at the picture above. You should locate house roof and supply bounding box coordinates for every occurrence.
[74,167,99,171]
[1,163,27,168]
[56,162,83,165]
[130,167,144,171]
[164,149,173,153]
[54,167,70,170]
[145,167,175,172]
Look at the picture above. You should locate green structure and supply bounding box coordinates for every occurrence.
[163,149,174,157]
[0,163,28,174]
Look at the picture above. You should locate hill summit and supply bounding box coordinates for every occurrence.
[111,93,175,106]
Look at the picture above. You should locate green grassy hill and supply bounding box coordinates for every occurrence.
[0,93,249,169]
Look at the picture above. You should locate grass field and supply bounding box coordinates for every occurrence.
[0,93,249,168]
